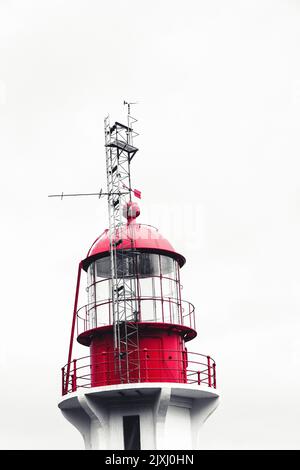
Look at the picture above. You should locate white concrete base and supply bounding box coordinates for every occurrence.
[58,383,219,450]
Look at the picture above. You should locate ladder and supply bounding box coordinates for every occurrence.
[104,113,141,384]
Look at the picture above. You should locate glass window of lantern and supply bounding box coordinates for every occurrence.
[87,260,111,328]
[86,252,182,327]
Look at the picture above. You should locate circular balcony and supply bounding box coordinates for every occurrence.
[61,350,216,396]
[77,251,195,340]
[76,296,196,339]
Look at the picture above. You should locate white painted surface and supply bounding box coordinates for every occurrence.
[59,383,219,450]
[165,406,192,449]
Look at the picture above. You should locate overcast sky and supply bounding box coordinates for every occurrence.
[0,0,299,449]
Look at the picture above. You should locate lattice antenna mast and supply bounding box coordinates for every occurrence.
[105,102,140,383]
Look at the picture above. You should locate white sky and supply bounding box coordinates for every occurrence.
[0,0,299,449]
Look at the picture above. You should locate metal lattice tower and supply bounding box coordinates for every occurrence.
[104,107,141,383]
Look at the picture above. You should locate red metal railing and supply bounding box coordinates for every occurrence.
[76,297,196,337]
[61,350,216,395]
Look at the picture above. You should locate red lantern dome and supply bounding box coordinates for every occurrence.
[82,222,186,271]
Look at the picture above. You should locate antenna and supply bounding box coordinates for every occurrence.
[48,190,126,199]
[123,100,138,117]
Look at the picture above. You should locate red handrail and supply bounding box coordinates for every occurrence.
[61,349,217,395]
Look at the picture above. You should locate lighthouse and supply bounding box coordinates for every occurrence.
[57,108,219,450]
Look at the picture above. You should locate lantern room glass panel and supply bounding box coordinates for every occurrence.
[86,252,182,328]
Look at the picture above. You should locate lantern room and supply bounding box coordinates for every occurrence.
[72,217,198,387]
[78,217,195,339]
[78,221,195,335]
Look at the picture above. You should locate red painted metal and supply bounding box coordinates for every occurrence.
[89,326,187,386]
[77,322,196,350]
[207,356,212,388]
[61,367,65,396]
[85,230,106,258]
[72,360,77,392]
[62,349,216,394]
[82,224,186,270]
[64,261,82,395]
[143,348,149,381]
[213,362,216,388]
